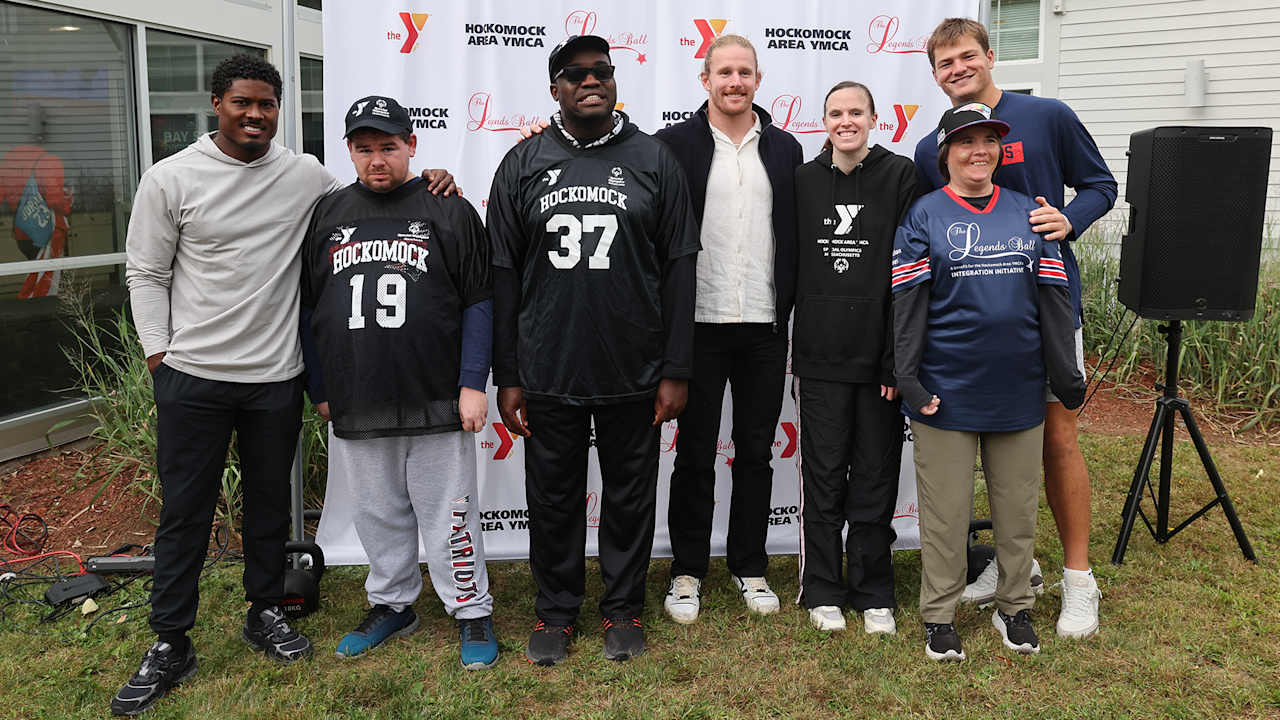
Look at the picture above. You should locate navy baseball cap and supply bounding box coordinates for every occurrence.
[548,35,611,82]
[935,102,1011,147]
[344,95,411,138]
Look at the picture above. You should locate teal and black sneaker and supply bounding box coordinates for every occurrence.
[458,615,499,670]
[336,605,419,659]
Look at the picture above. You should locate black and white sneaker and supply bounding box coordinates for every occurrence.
[110,640,198,716]
[924,622,966,662]
[993,609,1040,654]
[242,606,313,662]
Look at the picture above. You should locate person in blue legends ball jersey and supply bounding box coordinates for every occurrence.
[892,103,1085,662]
[914,17,1116,640]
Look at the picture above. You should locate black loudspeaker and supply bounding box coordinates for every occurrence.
[1118,126,1272,321]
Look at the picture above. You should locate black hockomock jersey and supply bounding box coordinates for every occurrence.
[487,113,701,404]
[302,179,491,439]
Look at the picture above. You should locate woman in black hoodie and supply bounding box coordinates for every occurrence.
[792,81,916,634]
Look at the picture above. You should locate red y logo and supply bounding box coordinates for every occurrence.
[692,18,728,59]
[398,12,429,54]
[779,422,797,459]
[892,104,918,142]
[490,422,515,460]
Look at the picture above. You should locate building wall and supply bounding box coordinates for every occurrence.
[997,0,1280,234]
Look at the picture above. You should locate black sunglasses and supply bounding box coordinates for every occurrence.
[555,63,615,83]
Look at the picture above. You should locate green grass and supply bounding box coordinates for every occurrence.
[2,433,1279,719]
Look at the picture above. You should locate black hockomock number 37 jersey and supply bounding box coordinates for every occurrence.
[487,113,700,403]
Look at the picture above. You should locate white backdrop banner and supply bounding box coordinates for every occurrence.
[316,0,975,564]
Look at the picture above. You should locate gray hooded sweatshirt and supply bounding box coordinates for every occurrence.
[125,133,342,382]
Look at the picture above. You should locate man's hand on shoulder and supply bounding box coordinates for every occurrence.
[1030,196,1073,242]
[459,387,487,433]
[421,168,461,197]
[517,121,550,142]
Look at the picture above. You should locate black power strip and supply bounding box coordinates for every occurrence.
[85,556,156,574]
[44,573,110,606]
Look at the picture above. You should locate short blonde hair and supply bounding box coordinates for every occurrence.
[702,34,758,75]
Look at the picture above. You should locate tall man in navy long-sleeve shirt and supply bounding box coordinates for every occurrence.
[913,18,1117,640]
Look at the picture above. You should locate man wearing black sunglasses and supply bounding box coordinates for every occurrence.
[487,34,700,666]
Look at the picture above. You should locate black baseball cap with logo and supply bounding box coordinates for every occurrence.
[935,101,1011,147]
[548,35,611,82]
[344,95,412,138]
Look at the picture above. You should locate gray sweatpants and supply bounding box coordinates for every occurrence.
[328,428,493,619]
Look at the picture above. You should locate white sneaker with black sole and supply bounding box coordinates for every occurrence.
[731,575,780,615]
[663,575,701,624]
[809,605,846,631]
[962,557,1044,607]
[992,608,1041,654]
[1056,570,1101,639]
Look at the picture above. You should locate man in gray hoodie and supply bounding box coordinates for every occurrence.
[112,55,455,717]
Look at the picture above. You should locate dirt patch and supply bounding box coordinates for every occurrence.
[0,444,158,559]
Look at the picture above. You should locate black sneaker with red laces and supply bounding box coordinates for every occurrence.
[602,617,645,661]
[525,620,573,666]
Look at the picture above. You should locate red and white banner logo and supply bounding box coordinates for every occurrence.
[392,12,429,53]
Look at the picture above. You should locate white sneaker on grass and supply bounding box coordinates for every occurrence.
[1056,570,1101,639]
[730,575,780,615]
[809,606,846,631]
[962,557,1044,607]
[863,607,896,635]
[663,575,701,625]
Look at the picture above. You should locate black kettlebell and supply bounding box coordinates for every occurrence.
[282,541,325,618]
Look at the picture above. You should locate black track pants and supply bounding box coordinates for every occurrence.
[523,396,659,625]
[795,377,903,610]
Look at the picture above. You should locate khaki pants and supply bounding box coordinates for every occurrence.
[913,421,1043,623]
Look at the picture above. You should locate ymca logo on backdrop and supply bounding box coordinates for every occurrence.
[865,15,927,55]
[389,11,429,54]
[464,21,548,47]
[466,91,544,133]
[565,10,649,64]
[770,94,824,135]
[682,18,728,59]
[879,103,920,143]
[403,103,449,129]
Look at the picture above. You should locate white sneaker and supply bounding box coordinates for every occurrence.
[863,607,897,635]
[730,575,780,615]
[809,606,846,631]
[663,575,701,625]
[962,557,1044,607]
[1056,570,1101,639]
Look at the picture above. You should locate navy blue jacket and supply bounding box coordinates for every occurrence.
[654,102,803,323]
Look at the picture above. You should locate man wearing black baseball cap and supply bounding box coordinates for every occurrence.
[299,93,499,669]
[488,35,700,665]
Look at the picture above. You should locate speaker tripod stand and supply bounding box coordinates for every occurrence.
[1111,320,1257,565]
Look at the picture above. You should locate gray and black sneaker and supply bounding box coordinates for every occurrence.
[242,606,313,663]
[993,608,1041,654]
[601,617,645,661]
[525,620,573,666]
[924,622,966,662]
[110,640,198,716]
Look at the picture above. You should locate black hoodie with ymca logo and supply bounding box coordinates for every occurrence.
[792,144,916,385]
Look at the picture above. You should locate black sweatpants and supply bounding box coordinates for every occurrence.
[523,395,659,625]
[148,364,302,636]
[795,377,903,610]
[668,322,788,580]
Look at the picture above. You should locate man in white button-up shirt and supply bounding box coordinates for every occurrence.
[653,34,802,625]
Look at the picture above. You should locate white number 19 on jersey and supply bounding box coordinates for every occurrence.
[546,213,617,270]
[348,273,406,329]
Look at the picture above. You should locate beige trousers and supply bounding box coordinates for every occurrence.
[913,421,1043,623]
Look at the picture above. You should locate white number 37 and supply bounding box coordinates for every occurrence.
[546,213,617,270]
